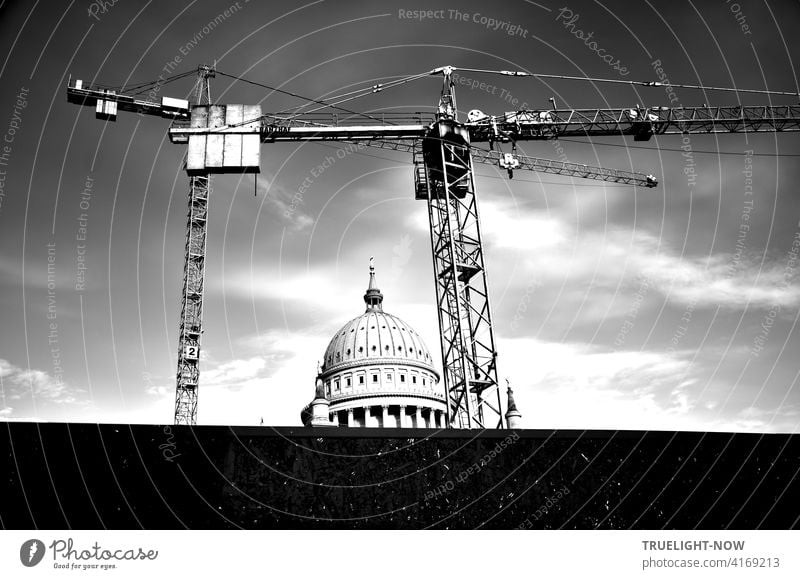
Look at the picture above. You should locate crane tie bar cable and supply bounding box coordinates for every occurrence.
[215,68,434,129]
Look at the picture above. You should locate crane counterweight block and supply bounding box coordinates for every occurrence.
[183,104,261,175]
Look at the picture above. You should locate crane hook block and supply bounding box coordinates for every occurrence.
[499,152,520,179]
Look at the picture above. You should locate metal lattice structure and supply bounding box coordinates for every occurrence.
[418,136,503,428]
[66,63,800,429]
[174,66,214,425]
[174,172,209,424]
[414,69,503,428]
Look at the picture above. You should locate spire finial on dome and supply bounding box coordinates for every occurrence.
[364,256,384,311]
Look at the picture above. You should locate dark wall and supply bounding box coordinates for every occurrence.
[1,423,797,529]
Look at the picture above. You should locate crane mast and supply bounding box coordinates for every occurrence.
[66,64,800,428]
[417,67,503,428]
[174,66,214,425]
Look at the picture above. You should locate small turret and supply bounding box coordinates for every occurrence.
[309,376,334,427]
[505,383,522,429]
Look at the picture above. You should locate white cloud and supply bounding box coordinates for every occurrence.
[190,330,325,426]
[203,357,269,387]
[212,263,348,322]
[469,199,800,311]
[497,337,795,432]
[257,174,316,232]
[0,358,85,405]
[481,202,569,252]
[0,359,89,420]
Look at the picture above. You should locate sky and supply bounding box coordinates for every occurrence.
[0,0,799,431]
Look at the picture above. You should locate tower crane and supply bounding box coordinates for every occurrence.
[66,64,800,428]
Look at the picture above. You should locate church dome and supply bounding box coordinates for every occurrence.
[302,259,445,428]
[322,311,437,374]
[321,258,438,376]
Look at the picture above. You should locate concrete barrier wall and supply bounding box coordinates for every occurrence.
[1,424,797,529]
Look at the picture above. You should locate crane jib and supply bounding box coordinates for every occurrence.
[164,106,800,144]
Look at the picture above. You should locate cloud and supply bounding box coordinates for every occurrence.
[724,404,800,433]
[202,357,269,390]
[0,359,89,419]
[466,198,800,311]
[499,337,797,432]
[256,173,316,232]
[182,330,327,426]
[0,358,84,404]
[481,202,569,253]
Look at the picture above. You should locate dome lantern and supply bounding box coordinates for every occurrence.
[363,256,384,312]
